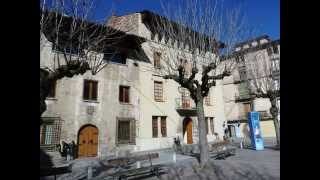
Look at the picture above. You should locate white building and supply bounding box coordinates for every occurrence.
[222,35,280,141]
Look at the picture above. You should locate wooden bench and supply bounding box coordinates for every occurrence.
[40,164,72,180]
[107,153,166,180]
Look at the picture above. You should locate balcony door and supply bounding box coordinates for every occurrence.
[181,88,191,108]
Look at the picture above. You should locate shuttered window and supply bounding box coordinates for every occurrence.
[152,116,158,138]
[117,118,135,144]
[83,80,98,100]
[160,117,167,137]
[119,86,130,103]
[154,52,161,69]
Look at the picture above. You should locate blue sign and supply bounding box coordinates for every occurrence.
[248,112,264,150]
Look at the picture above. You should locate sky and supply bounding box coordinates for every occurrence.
[95,0,279,40]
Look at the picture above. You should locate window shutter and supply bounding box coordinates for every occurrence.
[92,81,98,100]
[161,117,167,137]
[83,80,90,100]
[130,120,136,144]
[119,86,123,102]
[152,116,158,138]
[124,87,129,103]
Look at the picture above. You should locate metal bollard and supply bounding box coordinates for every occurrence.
[136,161,141,168]
[67,154,71,161]
[240,140,243,149]
[173,152,177,163]
[87,166,93,179]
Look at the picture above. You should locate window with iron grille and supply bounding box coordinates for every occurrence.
[154,81,163,102]
[83,80,98,101]
[117,118,135,144]
[154,52,161,69]
[47,80,57,98]
[210,117,214,134]
[160,116,167,137]
[152,116,158,138]
[119,86,130,103]
[40,118,62,147]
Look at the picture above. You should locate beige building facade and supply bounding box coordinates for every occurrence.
[222,35,280,140]
[40,11,227,158]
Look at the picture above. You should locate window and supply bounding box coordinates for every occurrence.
[119,86,130,103]
[274,79,280,90]
[152,116,158,138]
[243,103,252,114]
[83,80,98,101]
[154,52,161,69]
[117,119,135,144]
[272,45,279,54]
[205,93,211,106]
[210,117,214,134]
[205,117,209,134]
[47,80,57,98]
[161,117,167,137]
[40,118,62,147]
[239,68,247,81]
[154,81,163,102]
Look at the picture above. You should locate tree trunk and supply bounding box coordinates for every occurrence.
[196,96,209,166]
[272,114,280,145]
[270,98,280,145]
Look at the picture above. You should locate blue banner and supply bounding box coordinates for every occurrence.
[248,112,264,150]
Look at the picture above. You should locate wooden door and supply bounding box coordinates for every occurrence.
[78,125,98,158]
[186,120,193,144]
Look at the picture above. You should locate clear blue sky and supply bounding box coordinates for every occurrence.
[96,0,279,40]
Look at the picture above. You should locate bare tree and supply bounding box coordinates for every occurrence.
[40,0,136,124]
[145,0,252,165]
[246,49,280,145]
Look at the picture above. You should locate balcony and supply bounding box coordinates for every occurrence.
[175,97,197,116]
[237,111,273,121]
[235,94,252,102]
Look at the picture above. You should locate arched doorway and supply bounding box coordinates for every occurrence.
[78,124,98,158]
[183,117,193,144]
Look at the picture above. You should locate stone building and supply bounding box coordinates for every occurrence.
[40,11,227,158]
[222,35,280,141]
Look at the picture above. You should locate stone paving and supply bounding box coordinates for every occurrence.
[49,139,279,180]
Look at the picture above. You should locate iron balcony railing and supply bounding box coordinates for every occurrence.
[235,93,252,102]
[175,97,196,110]
[238,111,272,120]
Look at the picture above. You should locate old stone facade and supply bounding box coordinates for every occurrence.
[40,11,226,158]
